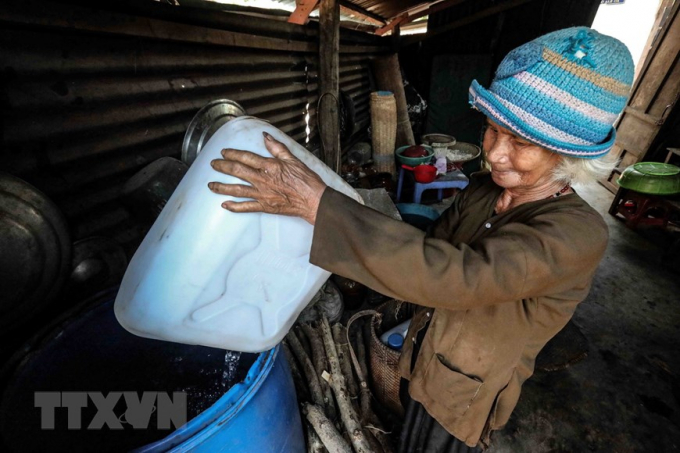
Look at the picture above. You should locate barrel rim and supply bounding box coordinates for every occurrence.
[133,346,278,452]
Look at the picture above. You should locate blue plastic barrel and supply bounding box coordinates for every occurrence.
[0,288,305,452]
[137,346,303,452]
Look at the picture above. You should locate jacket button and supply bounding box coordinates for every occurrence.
[485,222,492,228]
[426,312,431,317]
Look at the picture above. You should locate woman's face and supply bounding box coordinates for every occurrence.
[482,120,562,191]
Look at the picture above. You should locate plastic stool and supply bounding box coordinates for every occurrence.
[613,188,673,229]
[397,166,469,204]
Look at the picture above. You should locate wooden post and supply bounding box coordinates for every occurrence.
[319,0,340,173]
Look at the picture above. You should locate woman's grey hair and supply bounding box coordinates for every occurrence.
[552,153,618,185]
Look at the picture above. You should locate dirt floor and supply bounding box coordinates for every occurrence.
[481,183,680,452]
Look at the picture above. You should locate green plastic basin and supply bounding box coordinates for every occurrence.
[396,145,434,166]
[617,162,680,195]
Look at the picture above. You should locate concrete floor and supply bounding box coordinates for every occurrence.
[480,183,680,452]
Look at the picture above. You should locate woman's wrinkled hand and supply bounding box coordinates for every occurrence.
[208,131,327,225]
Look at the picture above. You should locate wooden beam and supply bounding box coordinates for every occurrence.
[338,0,386,25]
[288,0,319,25]
[384,8,429,31]
[400,8,429,25]
[319,0,341,173]
[375,13,408,36]
[339,6,383,26]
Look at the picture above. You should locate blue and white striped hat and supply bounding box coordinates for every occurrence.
[469,27,634,158]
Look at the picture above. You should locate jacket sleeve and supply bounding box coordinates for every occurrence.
[310,187,607,310]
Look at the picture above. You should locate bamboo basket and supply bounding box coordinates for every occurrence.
[370,91,397,177]
[368,306,403,417]
[360,300,415,417]
[372,55,416,148]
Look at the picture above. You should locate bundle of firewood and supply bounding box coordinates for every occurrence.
[283,316,394,453]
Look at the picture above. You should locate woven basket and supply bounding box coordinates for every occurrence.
[368,308,403,416]
[367,300,415,417]
[370,91,397,177]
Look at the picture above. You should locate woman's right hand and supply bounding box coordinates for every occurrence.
[208,131,328,225]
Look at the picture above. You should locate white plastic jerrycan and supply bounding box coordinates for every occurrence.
[115,116,363,352]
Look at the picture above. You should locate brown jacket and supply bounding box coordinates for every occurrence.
[310,172,608,448]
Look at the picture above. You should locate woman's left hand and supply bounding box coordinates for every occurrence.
[208,131,327,225]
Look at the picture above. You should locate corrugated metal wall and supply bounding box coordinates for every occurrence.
[1,0,387,254]
[340,52,375,137]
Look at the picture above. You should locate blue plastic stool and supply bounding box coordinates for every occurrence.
[396,166,469,204]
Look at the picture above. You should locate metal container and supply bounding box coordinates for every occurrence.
[122,157,189,224]
[0,172,71,336]
[421,133,456,150]
[444,142,481,163]
[181,100,247,166]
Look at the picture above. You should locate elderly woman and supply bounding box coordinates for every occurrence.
[208,27,633,451]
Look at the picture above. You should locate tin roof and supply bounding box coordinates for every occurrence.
[203,0,434,27]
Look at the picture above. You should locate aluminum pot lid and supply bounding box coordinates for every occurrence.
[0,172,71,334]
[181,100,247,166]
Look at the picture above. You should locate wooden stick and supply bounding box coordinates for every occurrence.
[296,324,314,358]
[282,340,310,402]
[320,316,374,453]
[301,323,337,421]
[347,315,394,453]
[306,421,326,453]
[286,329,326,410]
[304,403,353,453]
[333,323,361,418]
[346,312,394,453]
[370,424,394,453]
[332,323,359,399]
[355,327,372,421]
[363,428,384,453]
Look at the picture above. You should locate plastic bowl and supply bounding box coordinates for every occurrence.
[396,145,434,166]
[617,162,680,195]
[396,203,441,231]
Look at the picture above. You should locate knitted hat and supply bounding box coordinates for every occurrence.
[469,27,634,158]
